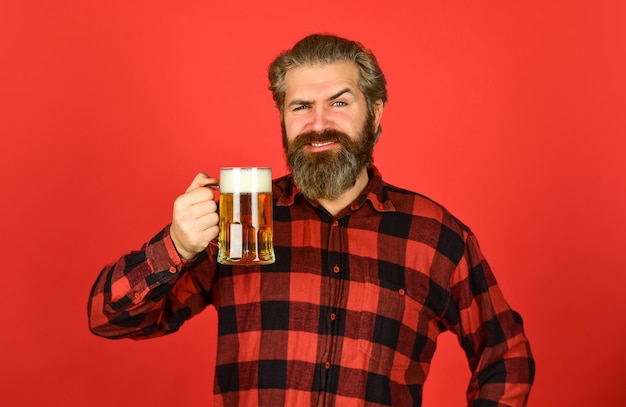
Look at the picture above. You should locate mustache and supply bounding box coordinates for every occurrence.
[289,129,352,150]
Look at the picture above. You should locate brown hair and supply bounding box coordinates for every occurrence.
[268,34,388,122]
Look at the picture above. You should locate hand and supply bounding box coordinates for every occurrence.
[170,173,219,260]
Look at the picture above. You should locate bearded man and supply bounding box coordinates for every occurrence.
[89,34,535,406]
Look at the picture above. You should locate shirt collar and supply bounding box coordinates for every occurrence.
[276,165,396,213]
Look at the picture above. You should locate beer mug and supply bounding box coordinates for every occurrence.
[217,167,275,265]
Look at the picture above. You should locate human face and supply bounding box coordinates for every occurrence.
[281,62,383,201]
[282,61,381,148]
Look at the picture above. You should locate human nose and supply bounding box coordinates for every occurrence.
[310,105,330,132]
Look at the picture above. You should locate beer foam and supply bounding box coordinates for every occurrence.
[219,167,272,193]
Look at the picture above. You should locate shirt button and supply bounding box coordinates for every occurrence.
[332,220,339,227]
[169,266,177,274]
[333,265,340,274]
[324,361,331,369]
[133,292,141,301]
[330,313,336,321]
[398,288,406,296]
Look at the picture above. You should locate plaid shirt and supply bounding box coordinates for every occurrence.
[89,166,534,406]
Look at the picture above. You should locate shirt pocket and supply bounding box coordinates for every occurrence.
[356,280,425,371]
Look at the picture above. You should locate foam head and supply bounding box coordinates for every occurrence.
[219,167,272,193]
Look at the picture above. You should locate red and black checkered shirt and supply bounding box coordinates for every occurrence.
[89,166,534,406]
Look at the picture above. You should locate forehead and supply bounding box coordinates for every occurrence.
[284,61,361,99]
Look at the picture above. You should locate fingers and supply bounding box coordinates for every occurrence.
[170,173,220,260]
[195,211,220,235]
[179,199,218,223]
[182,173,219,206]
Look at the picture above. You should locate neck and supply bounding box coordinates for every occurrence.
[317,167,369,216]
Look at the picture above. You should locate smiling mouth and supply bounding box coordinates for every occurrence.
[306,140,339,152]
[310,141,336,147]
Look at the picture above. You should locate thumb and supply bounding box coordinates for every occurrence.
[185,172,219,193]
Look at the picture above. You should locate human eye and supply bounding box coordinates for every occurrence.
[291,104,310,111]
[332,101,347,107]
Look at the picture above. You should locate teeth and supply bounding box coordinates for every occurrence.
[311,141,333,147]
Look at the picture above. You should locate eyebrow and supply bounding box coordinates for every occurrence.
[287,87,355,108]
[328,87,355,101]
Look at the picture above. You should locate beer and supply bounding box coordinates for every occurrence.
[218,167,275,265]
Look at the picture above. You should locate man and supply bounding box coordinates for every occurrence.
[89,34,535,406]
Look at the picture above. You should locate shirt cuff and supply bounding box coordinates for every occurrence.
[144,225,187,282]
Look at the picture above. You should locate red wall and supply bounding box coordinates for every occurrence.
[1,1,625,406]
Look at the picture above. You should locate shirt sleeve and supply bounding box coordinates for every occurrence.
[444,230,535,406]
[87,225,217,340]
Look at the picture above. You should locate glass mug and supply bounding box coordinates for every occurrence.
[217,167,275,265]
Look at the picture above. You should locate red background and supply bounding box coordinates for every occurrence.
[1,1,625,406]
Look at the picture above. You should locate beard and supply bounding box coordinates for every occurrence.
[283,114,377,201]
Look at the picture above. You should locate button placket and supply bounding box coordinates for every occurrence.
[322,215,348,392]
